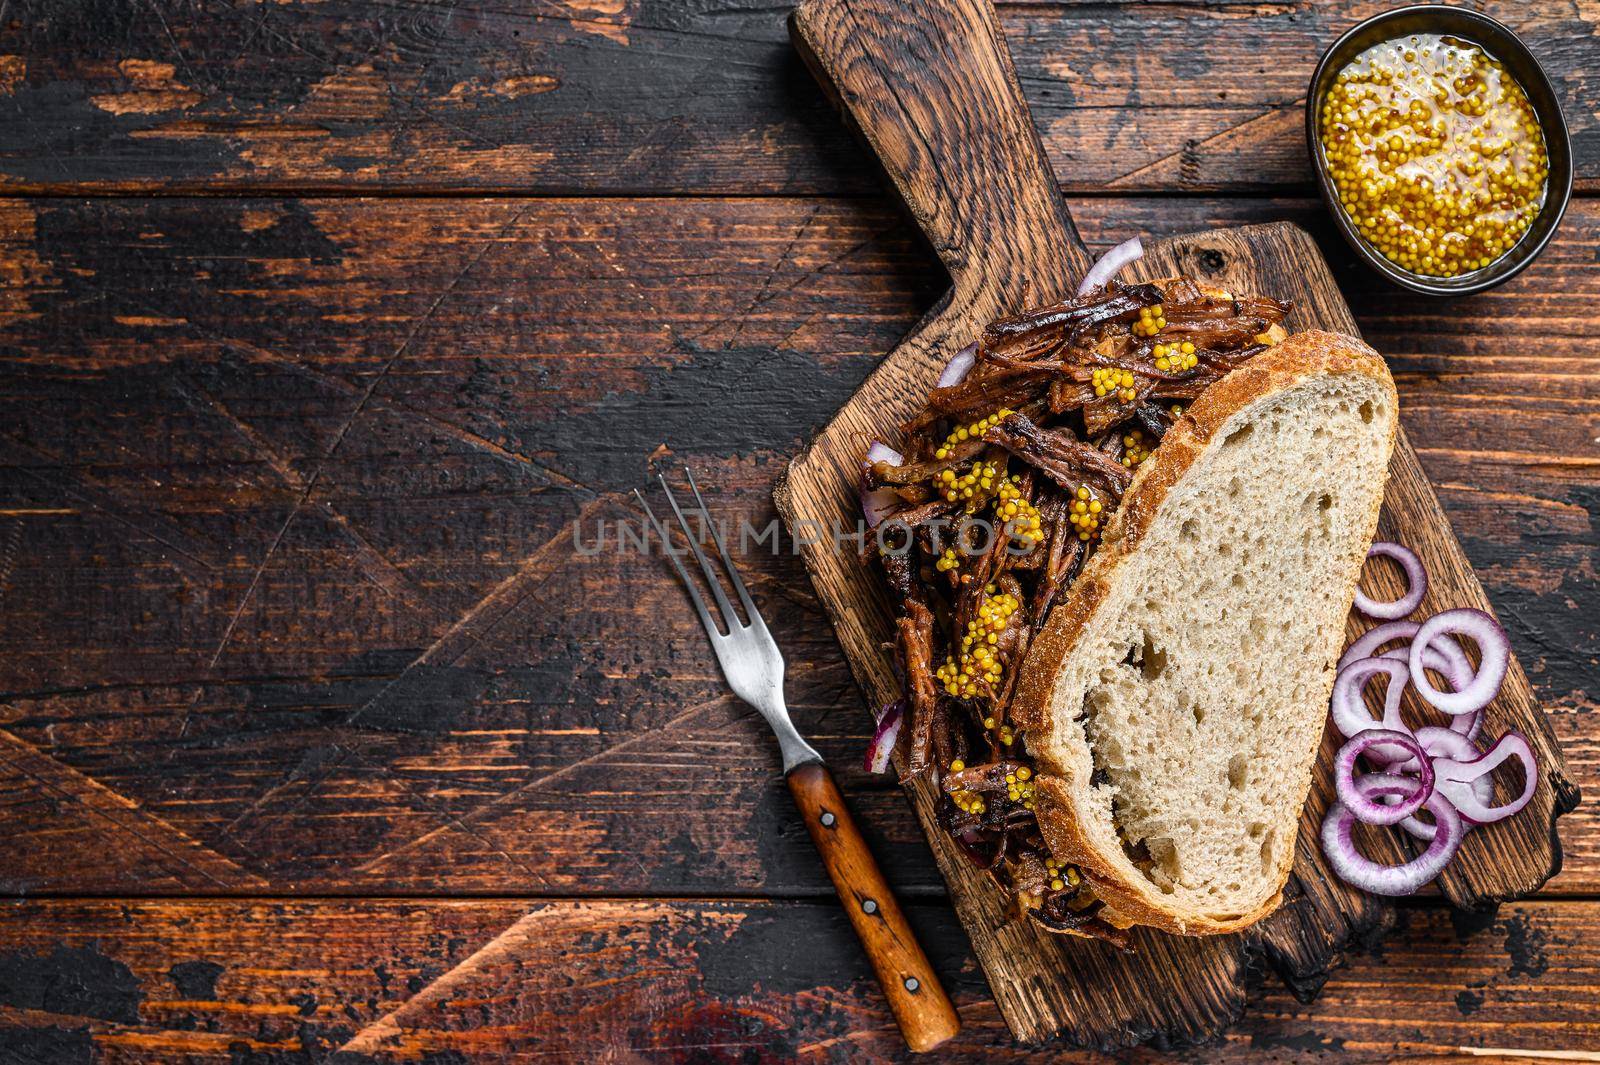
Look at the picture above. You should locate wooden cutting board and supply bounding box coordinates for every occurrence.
[773,0,1580,1048]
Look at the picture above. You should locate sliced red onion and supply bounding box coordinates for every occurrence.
[1433,730,1538,824]
[1383,726,1488,840]
[1353,541,1428,620]
[1329,657,1410,759]
[1388,722,1484,784]
[952,826,1001,870]
[1373,643,1481,741]
[936,342,977,388]
[1454,708,1484,743]
[1322,784,1463,895]
[861,442,905,528]
[1378,644,1469,690]
[1410,608,1509,717]
[1325,542,1539,885]
[1335,731,1433,825]
[1338,621,1421,671]
[1342,621,1472,677]
[866,441,903,467]
[864,699,904,774]
[1412,724,1481,762]
[1076,236,1144,296]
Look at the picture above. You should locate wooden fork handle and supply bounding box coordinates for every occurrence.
[787,760,960,1053]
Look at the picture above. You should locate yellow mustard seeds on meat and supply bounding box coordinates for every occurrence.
[1319,33,1548,278]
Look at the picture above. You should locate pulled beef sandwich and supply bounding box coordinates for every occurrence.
[862,274,1397,941]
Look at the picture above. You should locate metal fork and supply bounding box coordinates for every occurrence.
[637,470,959,1054]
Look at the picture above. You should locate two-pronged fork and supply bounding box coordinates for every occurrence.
[636,470,960,1053]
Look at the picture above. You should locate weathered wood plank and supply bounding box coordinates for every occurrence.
[0,194,1593,897]
[0,0,1596,194]
[0,897,1593,1061]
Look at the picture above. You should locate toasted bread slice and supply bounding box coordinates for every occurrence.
[1011,329,1397,936]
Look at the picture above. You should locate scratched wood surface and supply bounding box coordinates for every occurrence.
[1,1,1598,195]
[0,898,1594,1061]
[0,0,1597,1059]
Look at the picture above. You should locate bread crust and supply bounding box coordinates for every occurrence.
[1011,328,1398,936]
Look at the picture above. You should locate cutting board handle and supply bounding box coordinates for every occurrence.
[790,0,1092,308]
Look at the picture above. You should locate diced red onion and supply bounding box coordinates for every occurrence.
[1353,541,1428,620]
[1329,657,1410,759]
[1433,730,1538,824]
[1334,730,1434,824]
[861,442,905,528]
[1076,236,1144,297]
[936,342,977,388]
[864,699,904,774]
[1410,608,1509,717]
[1322,782,1463,895]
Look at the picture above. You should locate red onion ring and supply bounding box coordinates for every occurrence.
[861,442,905,528]
[1410,724,1481,762]
[1334,730,1434,824]
[1322,781,1463,895]
[1387,727,1492,840]
[1338,621,1421,671]
[864,699,904,774]
[1433,730,1538,824]
[1388,722,1476,773]
[1410,608,1509,717]
[936,342,977,388]
[1353,541,1428,620]
[1076,236,1144,296]
[1341,621,1473,681]
[1379,641,1471,689]
[1329,657,1410,759]
[1374,645,1481,742]
[1323,541,1539,892]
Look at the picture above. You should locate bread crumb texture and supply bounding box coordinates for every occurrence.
[1036,365,1395,928]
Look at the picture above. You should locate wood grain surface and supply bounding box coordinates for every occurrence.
[0,194,1594,901]
[0,897,1594,1062]
[1,1,1598,195]
[0,0,1597,1052]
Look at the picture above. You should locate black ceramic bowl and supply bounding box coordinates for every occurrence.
[1307,5,1572,296]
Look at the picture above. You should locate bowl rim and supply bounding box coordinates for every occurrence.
[1305,4,1574,297]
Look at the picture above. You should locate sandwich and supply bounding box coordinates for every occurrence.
[862,275,1397,941]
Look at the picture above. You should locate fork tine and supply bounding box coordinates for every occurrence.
[684,467,760,621]
[657,473,743,632]
[634,489,724,641]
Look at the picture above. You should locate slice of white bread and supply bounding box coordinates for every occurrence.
[1011,330,1398,936]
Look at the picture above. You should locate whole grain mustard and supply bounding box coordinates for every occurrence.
[1319,33,1548,278]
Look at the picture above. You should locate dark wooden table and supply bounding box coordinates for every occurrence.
[0,1,1595,1060]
